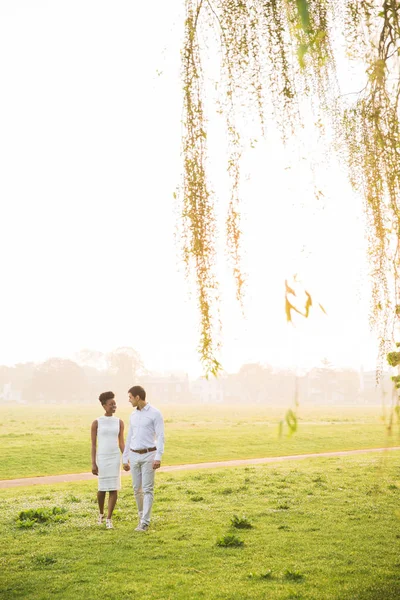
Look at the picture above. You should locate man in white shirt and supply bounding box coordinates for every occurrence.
[122,385,165,532]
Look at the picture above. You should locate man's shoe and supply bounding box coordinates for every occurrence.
[135,523,149,532]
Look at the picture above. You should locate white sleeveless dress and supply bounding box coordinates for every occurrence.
[97,416,121,491]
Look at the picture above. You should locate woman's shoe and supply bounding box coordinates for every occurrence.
[106,519,114,529]
[97,514,104,525]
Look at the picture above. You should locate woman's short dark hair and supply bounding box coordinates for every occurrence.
[128,385,146,401]
[99,391,115,406]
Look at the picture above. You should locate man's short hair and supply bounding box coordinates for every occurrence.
[128,385,146,401]
[99,391,115,406]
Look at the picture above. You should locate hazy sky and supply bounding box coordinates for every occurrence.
[0,1,378,376]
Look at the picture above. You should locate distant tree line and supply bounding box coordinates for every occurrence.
[0,347,145,404]
[0,351,387,405]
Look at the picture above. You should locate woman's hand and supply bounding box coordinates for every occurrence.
[92,464,98,476]
[122,463,130,472]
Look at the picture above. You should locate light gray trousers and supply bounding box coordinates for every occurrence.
[130,450,156,525]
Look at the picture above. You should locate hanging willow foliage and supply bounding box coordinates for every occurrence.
[180,0,400,380]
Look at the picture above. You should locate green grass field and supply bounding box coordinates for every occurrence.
[0,403,397,480]
[1,452,399,599]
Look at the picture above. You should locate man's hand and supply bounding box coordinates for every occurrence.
[153,460,161,470]
[122,463,130,472]
[92,464,98,476]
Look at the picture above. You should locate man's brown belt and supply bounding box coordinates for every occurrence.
[130,447,157,454]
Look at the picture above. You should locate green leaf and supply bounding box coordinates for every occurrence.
[285,409,298,435]
[387,352,400,367]
[319,303,327,315]
[297,43,309,69]
[285,298,304,322]
[304,291,312,317]
[285,279,296,296]
[296,0,311,32]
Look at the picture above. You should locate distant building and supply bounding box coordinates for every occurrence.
[360,370,391,404]
[140,373,191,403]
[0,383,23,403]
[190,376,225,404]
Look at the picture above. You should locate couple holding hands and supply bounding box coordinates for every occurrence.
[91,385,165,531]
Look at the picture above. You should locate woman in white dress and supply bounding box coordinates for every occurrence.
[91,391,125,529]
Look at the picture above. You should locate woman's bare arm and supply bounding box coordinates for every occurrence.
[118,419,125,455]
[91,420,98,475]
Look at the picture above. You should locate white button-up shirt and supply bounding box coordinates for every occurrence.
[122,403,165,463]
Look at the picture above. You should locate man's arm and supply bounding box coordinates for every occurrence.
[153,411,165,468]
[91,420,98,475]
[122,418,132,467]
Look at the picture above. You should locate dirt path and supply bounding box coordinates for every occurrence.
[1,446,399,489]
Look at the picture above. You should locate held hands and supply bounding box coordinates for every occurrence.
[92,464,98,476]
[122,463,131,472]
[153,460,161,470]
